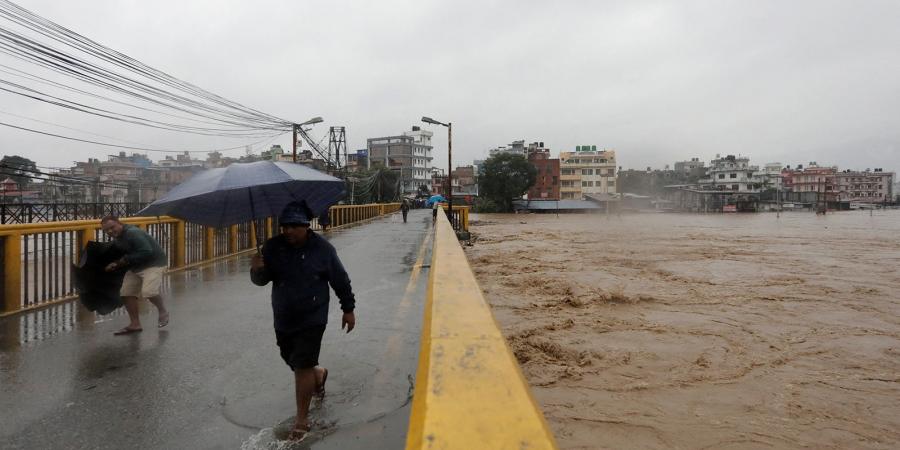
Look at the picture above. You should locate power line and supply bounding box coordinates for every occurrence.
[0,0,307,160]
[0,119,287,153]
[0,2,293,129]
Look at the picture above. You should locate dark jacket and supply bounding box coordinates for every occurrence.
[250,231,355,332]
[113,224,167,272]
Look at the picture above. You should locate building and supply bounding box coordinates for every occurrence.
[527,149,560,200]
[0,177,40,203]
[759,162,784,191]
[674,158,705,176]
[488,140,525,157]
[558,147,616,199]
[368,126,433,194]
[431,170,448,196]
[698,154,763,192]
[346,149,368,172]
[834,168,894,204]
[790,162,836,197]
[452,165,478,197]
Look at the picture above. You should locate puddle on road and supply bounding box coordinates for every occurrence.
[242,415,336,450]
[0,301,128,347]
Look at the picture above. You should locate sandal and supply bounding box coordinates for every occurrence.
[114,327,142,335]
[158,312,170,328]
[316,368,328,396]
[287,423,311,442]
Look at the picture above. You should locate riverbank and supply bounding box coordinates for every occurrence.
[464,211,900,449]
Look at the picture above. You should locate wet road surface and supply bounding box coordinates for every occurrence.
[0,210,433,449]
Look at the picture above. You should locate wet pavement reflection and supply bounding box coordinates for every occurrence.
[0,210,432,449]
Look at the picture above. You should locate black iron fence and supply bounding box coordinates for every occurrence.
[0,203,148,224]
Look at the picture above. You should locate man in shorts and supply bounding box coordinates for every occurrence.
[100,215,169,335]
[250,201,357,441]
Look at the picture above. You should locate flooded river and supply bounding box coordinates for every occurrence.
[465,210,900,450]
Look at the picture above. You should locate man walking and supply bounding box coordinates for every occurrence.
[401,199,410,223]
[250,201,357,441]
[100,216,169,335]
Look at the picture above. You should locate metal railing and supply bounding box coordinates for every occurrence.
[0,202,148,224]
[441,205,470,232]
[1,203,401,316]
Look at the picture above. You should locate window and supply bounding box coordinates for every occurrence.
[582,169,593,175]
[718,174,725,179]
[561,169,575,175]
[732,184,739,190]
[730,173,737,178]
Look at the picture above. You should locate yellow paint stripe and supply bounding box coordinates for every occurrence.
[406,214,558,449]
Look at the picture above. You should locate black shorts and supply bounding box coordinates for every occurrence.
[275,325,326,370]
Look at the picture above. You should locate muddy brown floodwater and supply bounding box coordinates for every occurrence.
[463,210,900,450]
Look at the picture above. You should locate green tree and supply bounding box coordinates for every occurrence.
[347,167,400,204]
[478,153,537,212]
[0,155,38,188]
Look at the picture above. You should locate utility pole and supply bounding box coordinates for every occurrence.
[448,122,453,217]
[329,126,347,175]
[292,124,298,163]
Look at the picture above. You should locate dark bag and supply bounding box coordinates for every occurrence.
[72,241,127,315]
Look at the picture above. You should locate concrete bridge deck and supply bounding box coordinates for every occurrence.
[0,210,433,449]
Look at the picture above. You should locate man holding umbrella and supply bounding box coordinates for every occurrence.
[250,201,357,441]
[100,215,170,335]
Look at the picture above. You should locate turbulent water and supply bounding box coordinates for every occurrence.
[465,210,900,450]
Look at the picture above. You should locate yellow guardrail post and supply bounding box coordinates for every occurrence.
[174,220,186,268]
[229,224,238,253]
[204,227,215,260]
[406,212,558,450]
[3,233,22,314]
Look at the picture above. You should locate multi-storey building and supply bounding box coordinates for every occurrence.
[834,169,894,203]
[674,158,705,176]
[790,162,836,196]
[488,140,525,157]
[698,154,764,192]
[431,171,448,196]
[367,126,433,194]
[452,165,478,196]
[527,149,559,200]
[558,147,616,199]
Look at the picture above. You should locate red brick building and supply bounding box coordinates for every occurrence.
[527,150,560,200]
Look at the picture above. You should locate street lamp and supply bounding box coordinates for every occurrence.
[421,116,452,222]
[293,117,324,162]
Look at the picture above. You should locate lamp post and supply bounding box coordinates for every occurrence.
[421,116,452,222]
[293,116,324,163]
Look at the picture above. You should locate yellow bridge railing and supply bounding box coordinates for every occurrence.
[406,210,557,449]
[0,203,400,316]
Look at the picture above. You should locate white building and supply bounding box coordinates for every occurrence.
[488,140,525,157]
[367,126,433,194]
[558,147,617,199]
[699,154,760,192]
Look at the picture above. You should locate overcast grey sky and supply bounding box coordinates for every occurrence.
[3,0,899,173]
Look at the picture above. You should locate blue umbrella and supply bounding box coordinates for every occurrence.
[427,194,447,206]
[137,161,346,228]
